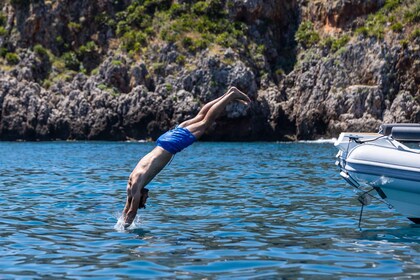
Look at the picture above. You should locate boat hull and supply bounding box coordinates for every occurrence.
[346,170,420,221]
[337,139,420,223]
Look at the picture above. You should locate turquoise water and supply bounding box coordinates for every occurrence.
[0,141,419,279]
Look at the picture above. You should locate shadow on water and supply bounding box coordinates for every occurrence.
[131,228,151,237]
[360,225,420,243]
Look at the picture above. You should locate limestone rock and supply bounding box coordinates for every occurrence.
[0,0,419,141]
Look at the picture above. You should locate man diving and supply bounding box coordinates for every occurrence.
[122,86,251,228]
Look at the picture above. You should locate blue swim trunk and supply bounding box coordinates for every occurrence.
[156,127,196,154]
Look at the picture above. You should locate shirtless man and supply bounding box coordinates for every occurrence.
[122,86,251,228]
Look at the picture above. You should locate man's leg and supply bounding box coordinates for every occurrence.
[184,87,250,139]
[178,92,228,128]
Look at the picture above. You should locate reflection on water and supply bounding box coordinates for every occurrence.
[0,141,419,278]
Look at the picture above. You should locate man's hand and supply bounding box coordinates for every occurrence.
[123,187,149,228]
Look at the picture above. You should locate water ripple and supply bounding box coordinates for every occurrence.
[0,142,419,278]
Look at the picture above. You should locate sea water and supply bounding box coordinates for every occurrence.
[0,141,419,279]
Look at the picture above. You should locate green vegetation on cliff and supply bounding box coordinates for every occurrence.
[0,0,419,85]
[0,11,6,36]
[295,0,420,53]
[295,21,320,48]
[0,0,253,83]
[356,0,420,39]
[115,0,246,55]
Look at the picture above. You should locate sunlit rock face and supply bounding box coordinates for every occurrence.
[0,0,418,141]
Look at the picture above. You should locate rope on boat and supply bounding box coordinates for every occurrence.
[342,137,394,229]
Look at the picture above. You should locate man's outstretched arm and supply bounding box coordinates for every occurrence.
[122,147,172,228]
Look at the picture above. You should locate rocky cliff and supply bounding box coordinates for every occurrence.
[0,0,419,141]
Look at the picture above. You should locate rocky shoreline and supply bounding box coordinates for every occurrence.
[0,0,419,141]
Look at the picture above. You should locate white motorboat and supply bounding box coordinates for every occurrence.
[335,124,420,224]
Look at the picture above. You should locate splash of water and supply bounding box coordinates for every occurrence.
[113,212,142,232]
[114,213,126,232]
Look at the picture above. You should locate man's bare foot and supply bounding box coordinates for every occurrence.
[229,87,251,104]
